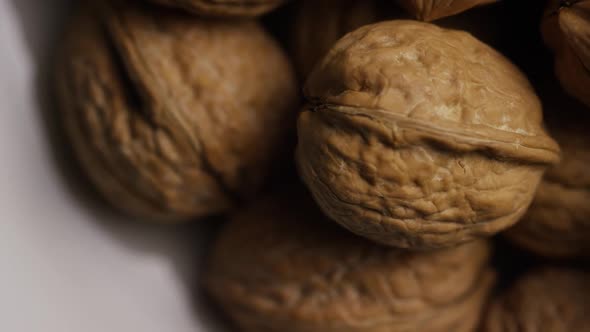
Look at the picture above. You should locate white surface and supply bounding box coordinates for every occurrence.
[0,1,224,331]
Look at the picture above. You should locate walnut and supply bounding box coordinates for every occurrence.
[148,0,286,17]
[55,2,297,221]
[290,1,503,81]
[505,115,590,258]
[542,0,590,108]
[290,0,393,80]
[395,0,497,21]
[296,21,560,249]
[482,268,590,332]
[205,193,495,332]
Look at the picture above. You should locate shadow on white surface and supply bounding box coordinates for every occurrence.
[7,1,231,331]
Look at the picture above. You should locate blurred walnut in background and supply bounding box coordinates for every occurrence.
[297,20,560,249]
[483,268,590,332]
[395,0,497,21]
[55,1,297,221]
[290,0,398,80]
[148,0,287,17]
[506,111,590,259]
[206,193,494,332]
[542,0,590,108]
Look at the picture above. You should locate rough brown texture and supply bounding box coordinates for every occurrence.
[296,21,560,249]
[148,0,286,17]
[55,2,297,221]
[205,194,495,332]
[290,1,503,81]
[506,116,590,258]
[542,0,590,108]
[395,0,497,21]
[290,0,391,80]
[483,268,590,332]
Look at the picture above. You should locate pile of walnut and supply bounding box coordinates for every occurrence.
[55,0,590,331]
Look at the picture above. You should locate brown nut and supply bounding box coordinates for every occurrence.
[542,0,590,108]
[395,0,497,21]
[290,0,502,81]
[205,193,495,332]
[290,0,391,80]
[55,2,297,221]
[296,21,560,249]
[147,0,286,17]
[505,115,590,258]
[482,268,590,332]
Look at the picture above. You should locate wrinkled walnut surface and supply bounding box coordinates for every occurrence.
[297,21,559,249]
[483,268,590,332]
[206,193,494,332]
[291,1,503,81]
[148,0,286,17]
[395,0,497,21]
[506,115,590,258]
[542,0,590,108]
[55,1,296,221]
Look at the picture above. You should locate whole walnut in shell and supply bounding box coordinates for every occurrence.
[290,0,393,80]
[296,21,560,249]
[505,114,590,258]
[148,0,286,17]
[205,193,495,332]
[395,0,497,21]
[542,0,590,108]
[482,268,590,332]
[55,2,296,221]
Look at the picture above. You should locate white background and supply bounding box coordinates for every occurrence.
[0,1,226,331]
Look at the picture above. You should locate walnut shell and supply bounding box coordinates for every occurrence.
[290,1,503,81]
[542,0,590,108]
[290,0,389,80]
[205,193,495,332]
[296,21,560,249]
[148,0,286,17]
[505,116,590,258]
[395,0,497,21]
[55,2,297,221]
[482,268,590,332]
